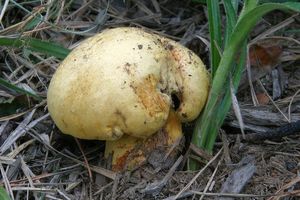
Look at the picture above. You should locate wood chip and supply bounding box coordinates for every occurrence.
[218,156,256,200]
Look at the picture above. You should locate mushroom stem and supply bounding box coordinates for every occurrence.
[105,110,182,171]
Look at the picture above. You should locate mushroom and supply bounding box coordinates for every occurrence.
[47,27,210,171]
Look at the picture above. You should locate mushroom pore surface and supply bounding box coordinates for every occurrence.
[47,27,209,140]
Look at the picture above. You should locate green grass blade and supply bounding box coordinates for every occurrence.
[223,1,238,47]
[207,0,222,77]
[23,17,42,31]
[245,0,259,10]
[282,2,300,9]
[260,0,299,2]
[0,37,70,59]
[205,42,247,150]
[0,78,41,100]
[0,95,30,117]
[0,186,11,200]
[239,0,259,19]
[190,2,300,170]
[0,37,69,100]
[199,2,300,149]
[192,0,206,3]
[231,0,239,12]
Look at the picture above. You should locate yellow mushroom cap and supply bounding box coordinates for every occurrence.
[159,38,210,122]
[47,27,209,141]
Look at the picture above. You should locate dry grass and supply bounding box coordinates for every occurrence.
[0,0,300,199]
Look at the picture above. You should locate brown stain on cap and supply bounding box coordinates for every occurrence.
[131,74,169,117]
